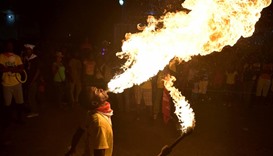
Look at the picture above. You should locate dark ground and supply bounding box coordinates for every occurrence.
[1,91,273,156]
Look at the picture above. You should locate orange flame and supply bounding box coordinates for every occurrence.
[108,0,271,132]
[163,74,195,133]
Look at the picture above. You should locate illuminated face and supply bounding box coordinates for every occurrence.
[90,87,109,104]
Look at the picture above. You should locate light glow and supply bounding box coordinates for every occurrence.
[108,0,272,133]
[119,0,124,6]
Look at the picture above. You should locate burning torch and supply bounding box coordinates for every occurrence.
[157,128,193,156]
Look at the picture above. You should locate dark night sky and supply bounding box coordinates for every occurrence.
[1,0,272,44]
[1,0,122,42]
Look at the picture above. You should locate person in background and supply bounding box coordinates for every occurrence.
[224,66,238,106]
[82,53,96,89]
[23,44,40,118]
[153,70,165,120]
[0,40,25,124]
[186,63,199,100]
[198,66,209,102]
[134,79,153,121]
[241,58,258,106]
[65,87,113,156]
[95,55,107,89]
[255,60,273,105]
[68,51,82,107]
[52,51,66,108]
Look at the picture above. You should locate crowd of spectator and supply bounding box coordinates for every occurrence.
[0,37,273,140]
[111,49,273,128]
[175,50,273,108]
[0,38,118,126]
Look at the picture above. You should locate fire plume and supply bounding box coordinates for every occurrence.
[108,0,271,132]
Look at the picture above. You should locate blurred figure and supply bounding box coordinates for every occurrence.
[187,63,199,99]
[255,60,273,105]
[52,51,66,108]
[198,67,209,102]
[95,55,107,89]
[23,44,40,118]
[0,40,25,124]
[68,52,82,107]
[153,70,165,120]
[66,87,113,156]
[82,53,97,88]
[134,79,153,121]
[189,66,199,104]
[241,59,258,106]
[224,66,238,106]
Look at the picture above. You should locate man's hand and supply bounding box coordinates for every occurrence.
[157,145,172,156]
[8,65,24,73]
[65,127,84,156]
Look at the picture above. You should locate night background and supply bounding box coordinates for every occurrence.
[1,0,122,44]
[1,0,273,156]
[1,0,271,46]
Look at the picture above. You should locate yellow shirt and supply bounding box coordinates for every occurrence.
[0,53,23,86]
[82,112,113,156]
[225,71,238,85]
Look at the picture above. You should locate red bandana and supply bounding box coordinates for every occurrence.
[96,102,113,114]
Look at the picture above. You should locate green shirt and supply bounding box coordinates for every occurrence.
[53,62,65,82]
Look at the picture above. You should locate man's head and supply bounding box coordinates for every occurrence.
[87,87,109,109]
[55,51,64,62]
[24,44,35,56]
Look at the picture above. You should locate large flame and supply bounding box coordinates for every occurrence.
[108,0,271,133]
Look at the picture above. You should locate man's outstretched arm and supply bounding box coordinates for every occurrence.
[65,127,85,156]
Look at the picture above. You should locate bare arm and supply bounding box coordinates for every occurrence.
[65,127,85,156]
[0,64,24,73]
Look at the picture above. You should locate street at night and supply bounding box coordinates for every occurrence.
[1,0,273,156]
